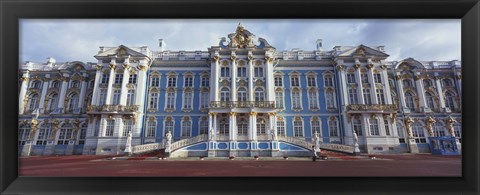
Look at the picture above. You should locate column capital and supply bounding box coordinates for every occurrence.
[335,64,345,71]
[268,112,277,116]
[208,112,217,116]
[96,64,103,71]
[212,56,219,62]
[247,55,253,63]
[109,63,116,70]
[353,63,361,70]
[228,111,237,116]
[249,111,257,116]
[395,75,402,80]
[230,55,237,61]
[20,77,29,82]
[414,75,423,80]
[455,75,462,80]
[366,63,374,69]
[122,63,130,70]
[265,56,274,63]
[434,76,442,80]
[379,65,387,70]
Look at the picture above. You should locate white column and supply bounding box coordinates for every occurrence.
[355,68,365,104]
[395,75,407,108]
[337,67,349,105]
[268,113,275,139]
[38,77,50,113]
[208,113,213,132]
[455,74,461,95]
[57,75,69,112]
[119,65,130,106]
[229,113,236,140]
[231,58,237,101]
[381,68,392,104]
[115,117,123,137]
[414,75,427,110]
[77,74,87,108]
[368,67,378,104]
[100,117,107,137]
[211,58,219,102]
[248,59,254,102]
[92,67,103,105]
[213,114,217,135]
[251,113,257,140]
[135,67,148,108]
[105,64,116,105]
[434,75,446,109]
[19,72,30,114]
[265,58,275,101]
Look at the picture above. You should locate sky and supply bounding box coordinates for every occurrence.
[20,19,461,63]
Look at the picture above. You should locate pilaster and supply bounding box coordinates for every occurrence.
[19,72,30,114]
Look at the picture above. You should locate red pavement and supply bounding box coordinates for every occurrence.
[19,154,461,177]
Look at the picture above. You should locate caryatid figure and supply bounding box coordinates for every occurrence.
[425,116,436,137]
[445,116,457,137]
[405,117,415,139]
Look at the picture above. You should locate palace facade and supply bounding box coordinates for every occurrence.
[18,25,462,157]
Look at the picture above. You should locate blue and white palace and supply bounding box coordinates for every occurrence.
[18,25,462,157]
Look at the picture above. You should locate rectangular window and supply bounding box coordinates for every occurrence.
[361,73,369,83]
[374,73,382,83]
[397,125,405,143]
[384,119,390,136]
[349,88,358,104]
[101,73,109,84]
[326,92,335,108]
[353,119,363,136]
[167,77,176,87]
[181,121,192,137]
[200,120,208,135]
[363,89,372,105]
[126,90,135,106]
[329,120,338,137]
[277,121,285,136]
[324,77,333,87]
[291,77,300,87]
[308,91,319,109]
[146,121,156,137]
[311,120,321,135]
[292,91,302,109]
[293,120,303,137]
[369,119,380,136]
[78,127,86,145]
[36,128,51,145]
[114,74,123,84]
[376,89,385,104]
[105,120,115,136]
[150,77,160,87]
[347,73,356,84]
[254,67,264,77]
[128,74,137,84]
[112,90,121,105]
[57,128,72,145]
[184,77,193,87]
[164,121,174,135]
[307,77,317,87]
[201,77,209,87]
[274,77,283,87]
[123,120,133,137]
[221,67,230,77]
[99,89,107,106]
[237,67,247,77]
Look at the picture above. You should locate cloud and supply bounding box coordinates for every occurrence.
[20,19,460,63]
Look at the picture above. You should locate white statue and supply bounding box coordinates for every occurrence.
[271,129,277,140]
[124,130,132,154]
[209,128,215,141]
[313,132,320,151]
[353,131,359,145]
[165,131,172,152]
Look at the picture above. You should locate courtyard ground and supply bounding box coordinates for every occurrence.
[18,154,461,177]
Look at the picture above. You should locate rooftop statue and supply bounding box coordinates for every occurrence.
[228,23,255,48]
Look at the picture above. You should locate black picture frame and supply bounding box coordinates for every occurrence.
[1,0,479,194]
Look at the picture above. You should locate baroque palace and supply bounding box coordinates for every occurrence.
[18,25,462,157]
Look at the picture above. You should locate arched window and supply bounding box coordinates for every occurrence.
[412,122,426,143]
[311,117,321,136]
[70,80,80,88]
[256,118,266,135]
[164,118,174,135]
[200,118,208,135]
[37,123,51,145]
[403,79,413,87]
[149,92,159,109]
[181,118,192,137]
[454,123,462,142]
[405,92,415,110]
[67,93,79,112]
[105,119,115,137]
[47,93,59,113]
[237,118,248,136]
[85,93,93,107]
[396,121,406,143]
[445,91,456,110]
[275,91,284,108]
[27,93,39,112]
[58,123,73,145]
[423,79,433,87]
[254,88,265,102]
[369,118,380,136]
[326,91,335,108]
[308,90,319,109]
[220,87,230,102]
[51,80,60,88]
[219,118,229,135]
[434,122,447,137]
[425,92,436,110]
[146,120,156,137]
[276,120,285,136]
[291,90,301,109]
[78,123,87,144]
[442,79,453,87]
[18,123,31,145]
[293,118,304,137]
[237,87,247,102]
[328,119,338,137]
